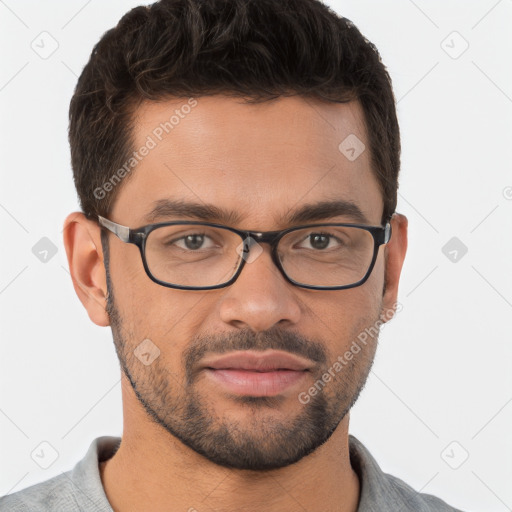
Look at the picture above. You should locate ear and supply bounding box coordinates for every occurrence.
[62,212,110,327]
[381,213,408,322]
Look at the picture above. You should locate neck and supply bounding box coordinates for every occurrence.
[100,375,360,512]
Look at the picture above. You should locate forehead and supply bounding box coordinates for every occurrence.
[113,95,384,228]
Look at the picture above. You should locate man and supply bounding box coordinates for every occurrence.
[0,0,463,510]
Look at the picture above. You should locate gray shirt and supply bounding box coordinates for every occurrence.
[1,434,463,511]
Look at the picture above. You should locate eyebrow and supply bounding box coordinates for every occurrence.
[142,198,369,226]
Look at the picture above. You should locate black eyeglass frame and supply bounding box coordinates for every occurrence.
[97,215,392,291]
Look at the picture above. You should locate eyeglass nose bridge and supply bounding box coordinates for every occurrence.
[236,229,289,282]
[239,229,286,257]
[242,229,283,248]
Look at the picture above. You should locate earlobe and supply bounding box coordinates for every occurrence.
[62,212,111,327]
[381,213,408,321]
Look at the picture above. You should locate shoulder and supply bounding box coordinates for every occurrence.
[0,436,119,512]
[380,471,464,511]
[349,434,465,512]
[0,471,78,512]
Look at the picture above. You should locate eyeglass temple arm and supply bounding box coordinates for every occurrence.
[384,222,392,243]
[98,215,131,243]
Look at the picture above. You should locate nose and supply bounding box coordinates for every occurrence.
[218,242,302,332]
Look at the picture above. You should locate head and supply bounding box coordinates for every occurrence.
[64,0,407,471]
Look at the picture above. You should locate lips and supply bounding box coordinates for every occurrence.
[201,350,313,397]
[202,350,313,372]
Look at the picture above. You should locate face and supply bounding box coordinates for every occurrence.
[70,95,407,471]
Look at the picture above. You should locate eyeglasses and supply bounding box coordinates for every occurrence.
[97,216,392,291]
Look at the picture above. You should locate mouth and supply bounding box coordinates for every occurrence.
[201,350,312,397]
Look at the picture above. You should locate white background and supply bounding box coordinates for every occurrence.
[1,1,511,511]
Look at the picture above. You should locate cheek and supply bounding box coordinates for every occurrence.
[117,280,211,352]
[109,241,212,343]
[306,268,384,359]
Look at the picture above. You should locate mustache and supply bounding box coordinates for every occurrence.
[183,327,328,382]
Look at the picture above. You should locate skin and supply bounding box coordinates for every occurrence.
[63,95,408,512]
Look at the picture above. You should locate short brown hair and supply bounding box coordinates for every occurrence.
[68,0,400,225]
